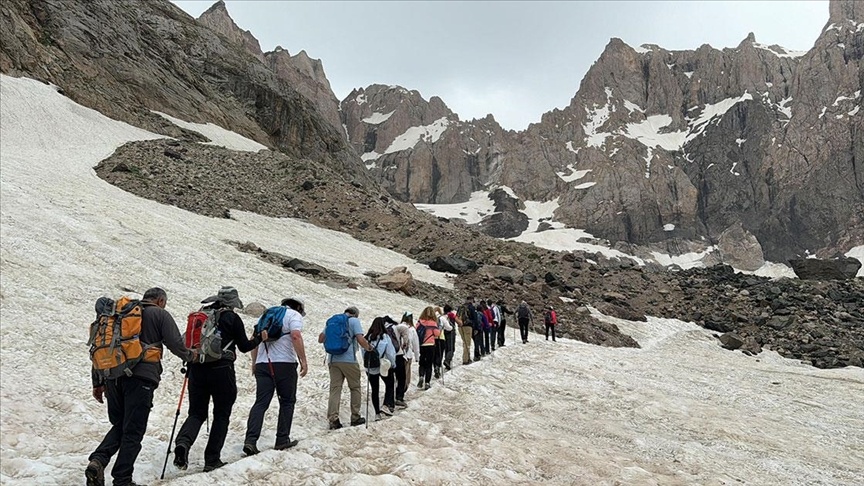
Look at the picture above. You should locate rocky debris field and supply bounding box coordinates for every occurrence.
[96,140,863,368]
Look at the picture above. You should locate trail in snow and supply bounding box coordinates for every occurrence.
[1,75,863,486]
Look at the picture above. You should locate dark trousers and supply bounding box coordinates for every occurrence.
[472,329,483,359]
[443,329,455,368]
[419,346,435,384]
[89,376,154,486]
[367,372,382,414]
[394,354,407,401]
[519,318,530,343]
[482,328,491,354]
[490,325,499,351]
[433,339,444,372]
[498,320,507,346]
[244,362,298,447]
[176,363,237,466]
[546,323,557,341]
[367,371,395,414]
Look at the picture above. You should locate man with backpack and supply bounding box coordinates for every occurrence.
[456,297,475,365]
[318,306,373,430]
[242,297,308,455]
[517,301,533,344]
[173,286,260,473]
[86,288,196,486]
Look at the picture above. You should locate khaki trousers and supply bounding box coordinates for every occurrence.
[327,361,362,423]
[459,326,474,364]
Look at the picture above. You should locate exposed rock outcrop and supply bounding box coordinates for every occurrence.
[789,258,862,280]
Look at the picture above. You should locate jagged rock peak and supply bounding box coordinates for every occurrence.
[737,32,757,49]
[829,0,864,23]
[198,0,265,62]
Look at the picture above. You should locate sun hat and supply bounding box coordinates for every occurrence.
[379,357,392,377]
[201,286,243,309]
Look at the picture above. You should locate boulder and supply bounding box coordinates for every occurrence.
[374,266,417,296]
[428,255,478,274]
[282,258,327,276]
[717,222,765,271]
[719,332,745,350]
[477,265,524,284]
[242,301,267,318]
[788,257,861,280]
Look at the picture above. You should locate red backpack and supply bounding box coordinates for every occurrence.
[185,308,232,363]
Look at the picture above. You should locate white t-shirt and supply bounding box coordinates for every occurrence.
[256,307,304,364]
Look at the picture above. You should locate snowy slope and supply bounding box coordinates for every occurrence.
[2,75,863,486]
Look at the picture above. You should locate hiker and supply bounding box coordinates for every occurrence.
[439,304,456,370]
[544,305,558,342]
[174,287,260,472]
[432,307,446,378]
[456,297,474,365]
[496,301,513,347]
[478,301,492,356]
[396,312,417,398]
[486,299,499,352]
[362,317,397,420]
[318,306,373,429]
[383,315,408,409]
[242,297,308,455]
[517,300,533,344]
[87,287,196,486]
[416,306,441,390]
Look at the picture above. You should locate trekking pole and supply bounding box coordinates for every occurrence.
[161,366,188,480]
[365,372,370,429]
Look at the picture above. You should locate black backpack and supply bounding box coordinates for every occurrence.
[363,339,382,369]
[518,304,530,320]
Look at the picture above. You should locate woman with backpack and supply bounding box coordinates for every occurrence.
[415,306,441,390]
[544,305,558,342]
[362,317,397,420]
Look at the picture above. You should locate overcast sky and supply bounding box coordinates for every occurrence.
[172,1,829,131]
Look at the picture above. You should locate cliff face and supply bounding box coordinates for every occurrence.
[344,1,863,261]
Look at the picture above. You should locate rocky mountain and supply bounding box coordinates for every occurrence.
[1,0,861,368]
[342,0,864,264]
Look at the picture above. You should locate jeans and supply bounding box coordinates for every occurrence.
[89,376,154,486]
[326,361,362,423]
[482,328,491,354]
[489,325,498,351]
[472,328,483,359]
[444,329,455,367]
[176,363,237,466]
[244,362,298,447]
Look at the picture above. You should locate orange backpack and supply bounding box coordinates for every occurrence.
[89,296,161,379]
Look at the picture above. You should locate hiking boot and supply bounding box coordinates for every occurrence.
[424,382,432,390]
[417,378,424,387]
[242,443,260,456]
[394,399,407,409]
[434,369,440,379]
[499,343,506,347]
[380,407,393,416]
[350,417,366,427]
[203,460,226,472]
[444,363,451,371]
[329,420,343,430]
[173,443,189,470]
[274,439,299,450]
[85,460,104,486]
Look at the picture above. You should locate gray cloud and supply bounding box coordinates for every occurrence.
[173,1,828,130]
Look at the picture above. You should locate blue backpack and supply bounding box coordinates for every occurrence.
[324,313,352,355]
[255,306,287,341]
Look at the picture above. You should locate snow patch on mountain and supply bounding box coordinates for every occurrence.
[413,189,495,224]
[556,164,592,183]
[752,42,807,58]
[153,111,267,152]
[623,114,687,151]
[582,88,615,148]
[384,117,449,154]
[362,110,395,125]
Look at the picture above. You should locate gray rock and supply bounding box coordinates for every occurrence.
[428,255,478,274]
[719,332,745,350]
[789,258,862,280]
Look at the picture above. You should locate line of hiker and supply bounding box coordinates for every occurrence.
[85,287,559,486]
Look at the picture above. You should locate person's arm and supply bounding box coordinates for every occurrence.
[230,313,260,353]
[159,311,194,362]
[292,329,308,377]
[91,368,104,403]
[250,346,258,376]
[356,334,372,352]
[318,332,325,344]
